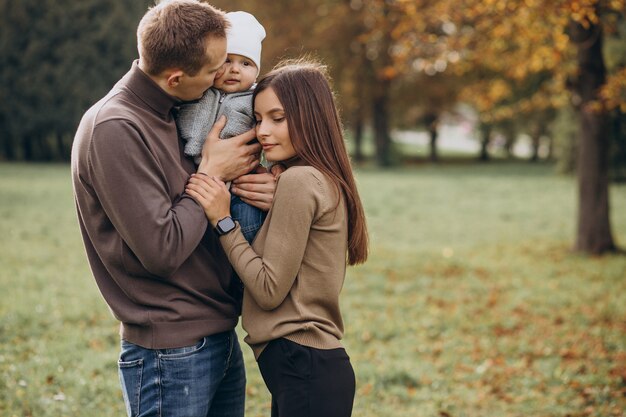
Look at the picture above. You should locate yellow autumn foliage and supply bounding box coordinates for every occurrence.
[383,0,624,119]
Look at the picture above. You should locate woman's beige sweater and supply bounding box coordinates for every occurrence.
[219,164,348,358]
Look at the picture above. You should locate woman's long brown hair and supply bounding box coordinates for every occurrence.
[253,59,369,265]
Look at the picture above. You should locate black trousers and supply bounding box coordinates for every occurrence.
[257,338,356,417]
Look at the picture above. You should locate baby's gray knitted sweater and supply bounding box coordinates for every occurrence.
[177,87,255,160]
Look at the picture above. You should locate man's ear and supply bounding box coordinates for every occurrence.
[166,70,185,88]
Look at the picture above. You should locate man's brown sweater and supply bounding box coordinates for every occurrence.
[71,62,239,349]
[219,164,348,358]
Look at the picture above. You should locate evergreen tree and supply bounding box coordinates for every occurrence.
[0,0,152,161]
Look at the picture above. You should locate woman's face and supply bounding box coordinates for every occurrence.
[254,88,297,162]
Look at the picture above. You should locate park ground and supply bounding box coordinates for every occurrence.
[1,161,625,417]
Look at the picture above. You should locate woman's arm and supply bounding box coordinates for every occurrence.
[222,171,321,309]
[187,169,322,310]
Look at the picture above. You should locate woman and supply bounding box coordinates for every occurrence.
[186,60,368,417]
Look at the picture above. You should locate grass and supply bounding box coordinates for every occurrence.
[1,161,625,417]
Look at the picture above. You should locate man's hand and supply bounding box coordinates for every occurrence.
[231,165,283,211]
[197,116,261,182]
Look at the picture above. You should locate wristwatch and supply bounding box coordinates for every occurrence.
[215,216,236,236]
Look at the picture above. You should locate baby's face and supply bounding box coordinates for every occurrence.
[213,54,258,93]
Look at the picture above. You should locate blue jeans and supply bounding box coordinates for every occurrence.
[118,330,245,417]
[231,195,266,243]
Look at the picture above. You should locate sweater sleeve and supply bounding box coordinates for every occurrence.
[218,169,322,310]
[217,94,255,139]
[177,88,220,157]
[88,119,208,278]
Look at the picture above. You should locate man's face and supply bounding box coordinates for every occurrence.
[176,36,227,101]
[212,54,258,93]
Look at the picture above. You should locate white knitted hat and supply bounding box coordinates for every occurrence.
[226,11,266,73]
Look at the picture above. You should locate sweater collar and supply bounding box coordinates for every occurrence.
[125,60,181,119]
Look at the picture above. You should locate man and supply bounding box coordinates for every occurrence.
[71,1,275,416]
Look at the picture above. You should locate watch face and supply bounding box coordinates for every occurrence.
[217,217,236,234]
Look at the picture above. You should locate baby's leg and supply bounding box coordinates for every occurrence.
[230,195,267,244]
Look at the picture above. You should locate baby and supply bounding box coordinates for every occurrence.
[177,11,267,243]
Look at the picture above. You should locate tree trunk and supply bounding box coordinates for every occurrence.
[530,126,543,162]
[530,121,547,162]
[372,80,392,167]
[353,109,364,163]
[546,135,554,161]
[609,110,626,182]
[504,132,516,159]
[502,121,516,159]
[530,132,541,162]
[370,1,393,168]
[56,132,68,161]
[22,135,33,161]
[570,19,616,254]
[429,126,438,162]
[40,134,54,161]
[1,132,15,160]
[424,113,439,162]
[479,123,491,162]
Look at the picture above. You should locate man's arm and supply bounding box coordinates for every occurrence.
[89,120,208,278]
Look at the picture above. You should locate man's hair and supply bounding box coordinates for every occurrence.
[137,0,228,76]
[254,59,369,265]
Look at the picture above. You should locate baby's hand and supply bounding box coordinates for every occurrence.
[270,163,286,178]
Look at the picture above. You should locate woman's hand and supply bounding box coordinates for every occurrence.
[186,174,231,226]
